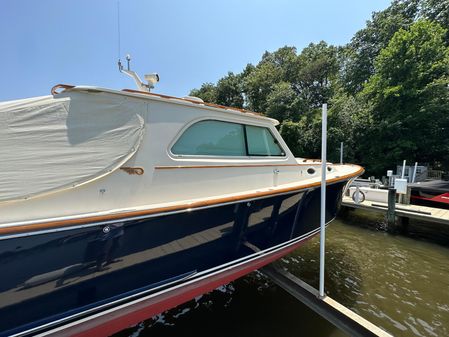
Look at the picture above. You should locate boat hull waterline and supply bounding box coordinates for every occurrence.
[1,181,346,337]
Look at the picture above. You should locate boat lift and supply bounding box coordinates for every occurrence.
[262,105,393,337]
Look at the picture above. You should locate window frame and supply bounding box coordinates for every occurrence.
[169,118,287,159]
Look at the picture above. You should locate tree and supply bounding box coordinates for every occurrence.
[215,72,244,108]
[362,20,449,173]
[265,82,302,123]
[294,41,338,109]
[327,91,370,164]
[189,83,217,103]
[188,4,449,174]
[280,118,321,159]
[243,46,297,112]
[421,0,449,43]
[341,0,419,94]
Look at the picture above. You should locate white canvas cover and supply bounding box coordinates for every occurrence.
[0,91,145,202]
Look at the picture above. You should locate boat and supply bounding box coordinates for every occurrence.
[0,68,363,336]
[410,180,449,210]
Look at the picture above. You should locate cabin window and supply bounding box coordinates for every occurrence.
[246,125,284,156]
[172,120,285,157]
[171,120,246,156]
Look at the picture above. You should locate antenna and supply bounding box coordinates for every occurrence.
[117,1,121,66]
[126,54,131,71]
[115,1,159,92]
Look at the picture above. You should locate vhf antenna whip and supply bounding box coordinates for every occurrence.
[117,1,121,65]
[116,1,159,92]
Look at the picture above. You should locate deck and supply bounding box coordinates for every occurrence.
[342,196,449,225]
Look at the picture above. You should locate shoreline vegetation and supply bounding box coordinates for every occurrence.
[190,0,449,177]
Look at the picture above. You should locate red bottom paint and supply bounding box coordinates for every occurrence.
[46,234,316,337]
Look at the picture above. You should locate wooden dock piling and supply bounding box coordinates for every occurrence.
[386,188,396,232]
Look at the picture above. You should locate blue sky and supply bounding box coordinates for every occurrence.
[0,0,391,101]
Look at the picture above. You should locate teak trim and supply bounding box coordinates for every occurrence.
[0,166,364,236]
[121,88,259,115]
[155,163,320,170]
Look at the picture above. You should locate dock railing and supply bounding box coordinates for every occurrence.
[427,169,443,180]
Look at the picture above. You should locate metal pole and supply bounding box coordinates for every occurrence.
[400,160,407,203]
[340,142,343,165]
[319,104,327,298]
[412,162,418,183]
[401,160,406,179]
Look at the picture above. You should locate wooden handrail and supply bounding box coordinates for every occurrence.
[51,84,75,95]
[122,88,259,115]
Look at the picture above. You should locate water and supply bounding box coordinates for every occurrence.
[114,211,449,337]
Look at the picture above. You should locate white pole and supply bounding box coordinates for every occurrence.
[401,160,406,179]
[412,162,418,183]
[319,103,327,298]
[340,142,343,165]
[399,160,407,203]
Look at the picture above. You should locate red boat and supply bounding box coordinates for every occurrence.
[410,181,449,210]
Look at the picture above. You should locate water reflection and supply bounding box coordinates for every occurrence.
[18,223,125,290]
[280,239,363,310]
[114,214,449,337]
[115,273,346,337]
[290,216,449,337]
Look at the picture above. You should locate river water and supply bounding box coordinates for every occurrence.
[115,210,449,337]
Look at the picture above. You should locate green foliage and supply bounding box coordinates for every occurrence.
[189,73,245,108]
[216,72,244,108]
[189,1,449,175]
[421,0,449,42]
[265,82,302,122]
[189,83,217,103]
[341,0,419,95]
[362,20,449,174]
[327,91,371,164]
[294,42,338,109]
[280,118,321,159]
[244,60,283,112]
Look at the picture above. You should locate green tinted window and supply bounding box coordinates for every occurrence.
[172,120,246,156]
[246,125,284,156]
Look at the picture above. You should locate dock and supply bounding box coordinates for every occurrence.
[262,264,392,337]
[342,196,449,226]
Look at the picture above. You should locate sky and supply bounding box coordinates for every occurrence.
[0,0,392,101]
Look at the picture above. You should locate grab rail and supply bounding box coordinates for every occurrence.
[51,84,75,95]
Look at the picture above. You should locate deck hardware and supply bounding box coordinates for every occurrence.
[118,54,159,92]
[120,167,144,175]
[273,168,280,174]
[307,167,316,175]
[102,226,110,234]
[352,186,365,204]
[50,84,75,95]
